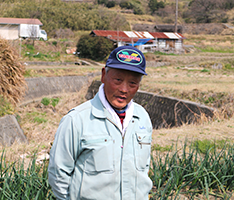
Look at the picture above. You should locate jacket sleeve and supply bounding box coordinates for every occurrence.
[48,114,80,200]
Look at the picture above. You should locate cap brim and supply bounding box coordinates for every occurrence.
[106,64,147,75]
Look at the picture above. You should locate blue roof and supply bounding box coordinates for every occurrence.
[126,38,152,46]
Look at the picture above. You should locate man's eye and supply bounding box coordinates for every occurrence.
[130,81,137,85]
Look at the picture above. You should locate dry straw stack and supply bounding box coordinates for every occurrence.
[0,39,26,104]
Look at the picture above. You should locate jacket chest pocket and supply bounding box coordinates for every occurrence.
[133,132,152,170]
[81,135,114,173]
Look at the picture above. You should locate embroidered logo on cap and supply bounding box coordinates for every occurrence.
[116,49,143,65]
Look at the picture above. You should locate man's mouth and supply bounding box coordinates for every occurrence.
[116,96,127,101]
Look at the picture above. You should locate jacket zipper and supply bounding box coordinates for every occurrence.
[107,117,125,200]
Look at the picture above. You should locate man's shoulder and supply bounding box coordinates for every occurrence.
[67,100,92,117]
[66,94,101,117]
[133,102,150,117]
[133,102,147,112]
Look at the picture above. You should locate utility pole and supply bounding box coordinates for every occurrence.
[174,0,178,33]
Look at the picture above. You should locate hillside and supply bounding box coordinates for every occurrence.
[0,0,233,37]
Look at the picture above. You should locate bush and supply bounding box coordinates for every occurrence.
[41,97,60,107]
[106,1,116,8]
[133,4,144,15]
[98,0,108,5]
[119,0,134,9]
[41,97,51,106]
[76,35,114,61]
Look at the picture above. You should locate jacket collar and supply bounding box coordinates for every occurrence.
[91,92,139,120]
[91,93,111,119]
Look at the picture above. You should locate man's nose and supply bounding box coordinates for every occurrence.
[119,81,128,93]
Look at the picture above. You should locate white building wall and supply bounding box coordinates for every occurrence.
[175,40,182,49]
[158,40,166,48]
[0,25,19,40]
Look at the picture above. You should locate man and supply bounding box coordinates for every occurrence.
[48,46,153,200]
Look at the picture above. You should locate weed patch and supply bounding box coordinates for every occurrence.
[0,96,15,117]
[0,151,55,199]
[41,97,60,107]
[150,140,234,199]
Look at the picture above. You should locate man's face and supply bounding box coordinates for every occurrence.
[101,67,142,110]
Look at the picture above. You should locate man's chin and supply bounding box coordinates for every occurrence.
[112,103,127,111]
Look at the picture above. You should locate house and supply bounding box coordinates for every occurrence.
[90,30,186,53]
[0,18,43,40]
[132,24,184,34]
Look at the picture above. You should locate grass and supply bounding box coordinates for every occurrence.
[192,139,231,154]
[197,47,234,54]
[26,111,48,124]
[41,97,60,108]
[0,151,55,199]
[0,139,232,199]
[0,96,15,117]
[149,140,234,199]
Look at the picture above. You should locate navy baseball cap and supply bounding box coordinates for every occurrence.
[105,46,147,75]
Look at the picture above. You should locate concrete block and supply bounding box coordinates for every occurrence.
[0,115,27,146]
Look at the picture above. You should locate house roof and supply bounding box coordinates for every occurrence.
[90,30,186,42]
[0,18,43,25]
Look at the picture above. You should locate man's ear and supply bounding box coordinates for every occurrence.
[101,67,105,83]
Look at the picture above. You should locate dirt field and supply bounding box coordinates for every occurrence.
[1,34,234,167]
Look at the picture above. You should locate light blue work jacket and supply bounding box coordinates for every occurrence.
[48,93,153,200]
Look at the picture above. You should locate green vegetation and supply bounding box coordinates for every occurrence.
[197,47,234,53]
[193,139,231,154]
[33,116,48,123]
[41,98,51,106]
[0,151,55,199]
[51,98,60,108]
[148,0,165,14]
[0,0,233,38]
[0,140,232,199]
[41,97,60,108]
[76,35,114,61]
[151,144,172,152]
[0,0,130,37]
[26,111,48,124]
[201,68,210,73]
[153,51,176,56]
[0,96,15,117]
[150,140,234,199]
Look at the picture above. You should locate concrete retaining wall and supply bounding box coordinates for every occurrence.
[86,80,214,129]
[23,75,89,103]
[1,76,214,146]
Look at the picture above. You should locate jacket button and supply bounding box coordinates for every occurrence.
[104,139,107,142]
[138,136,141,139]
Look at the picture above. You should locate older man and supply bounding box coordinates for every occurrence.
[48,46,153,200]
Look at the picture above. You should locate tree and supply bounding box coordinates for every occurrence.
[76,35,114,61]
[188,0,232,23]
[148,0,165,14]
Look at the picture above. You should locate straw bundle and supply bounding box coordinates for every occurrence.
[0,39,26,104]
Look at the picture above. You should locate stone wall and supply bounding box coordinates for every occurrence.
[86,80,214,129]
